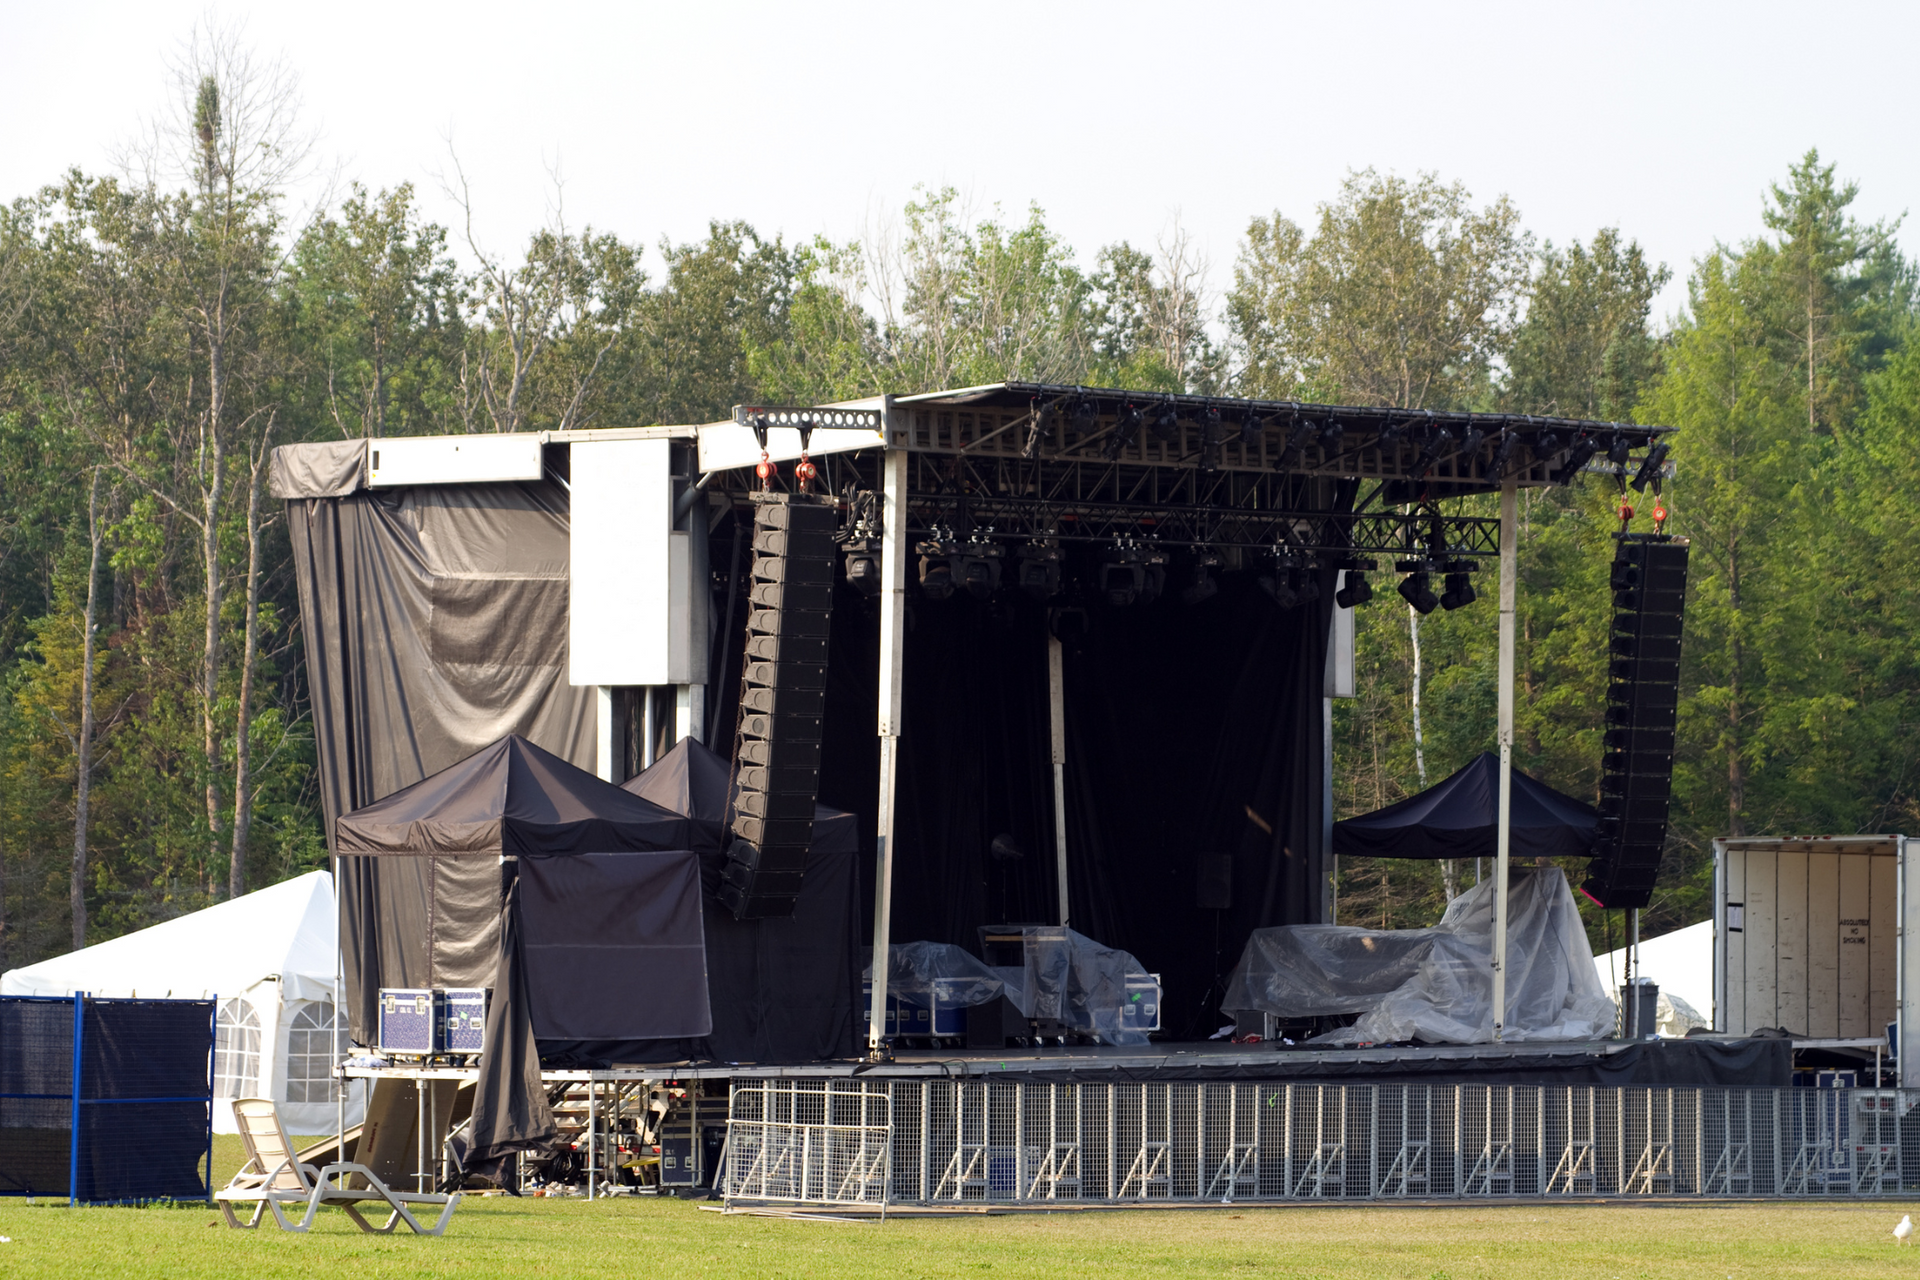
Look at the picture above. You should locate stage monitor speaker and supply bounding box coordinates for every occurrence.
[1195,853,1233,910]
[1583,533,1689,909]
[723,491,838,920]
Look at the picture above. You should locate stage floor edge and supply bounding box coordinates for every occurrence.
[342,1035,1794,1086]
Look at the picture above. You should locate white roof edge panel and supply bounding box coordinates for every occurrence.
[1715,835,1902,855]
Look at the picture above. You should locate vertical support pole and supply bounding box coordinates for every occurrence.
[1048,633,1070,928]
[206,1001,216,1204]
[596,686,617,782]
[416,1077,427,1194]
[1322,696,1336,924]
[642,688,658,771]
[1627,908,1640,1039]
[869,440,909,1057]
[587,1077,597,1200]
[1492,480,1517,1041]
[675,684,703,746]
[69,991,84,1206]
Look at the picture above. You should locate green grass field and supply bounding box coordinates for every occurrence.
[0,1139,1908,1279]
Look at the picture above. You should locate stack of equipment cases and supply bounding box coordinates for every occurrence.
[723,491,838,920]
[861,979,971,1044]
[657,1081,730,1190]
[377,988,437,1056]
[1585,534,1690,908]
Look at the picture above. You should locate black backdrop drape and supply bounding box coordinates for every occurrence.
[808,550,1334,1040]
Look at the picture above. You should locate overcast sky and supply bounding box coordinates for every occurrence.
[6,1,1915,325]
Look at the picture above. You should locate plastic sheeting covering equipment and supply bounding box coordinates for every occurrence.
[862,943,1006,1010]
[1222,866,1618,1045]
[998,928,1159,1047]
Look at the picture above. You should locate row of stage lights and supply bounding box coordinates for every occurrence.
[841,532,1481,616]
[1024,393,1675,486]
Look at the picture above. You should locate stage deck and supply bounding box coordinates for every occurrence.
[344,1034,1786,1089]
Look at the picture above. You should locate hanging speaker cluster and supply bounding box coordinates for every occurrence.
[1584,534,1689,909]
[723,492,838,920]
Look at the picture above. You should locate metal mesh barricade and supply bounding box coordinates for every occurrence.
[725,1078,1920,1207]
[0,996,213,1203]
[722,1080,892,1209]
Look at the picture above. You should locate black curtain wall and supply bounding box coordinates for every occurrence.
[280,464,594,1044]
[813,551,1335,1040]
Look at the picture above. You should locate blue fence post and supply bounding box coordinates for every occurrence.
[68,992,84,1207]
[205,1001,217,1201]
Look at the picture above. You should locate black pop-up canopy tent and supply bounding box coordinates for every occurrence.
[1332,751,1598,862]
[336,734,712,1170]
[335,734,706,1041]
[623,736,862,1063]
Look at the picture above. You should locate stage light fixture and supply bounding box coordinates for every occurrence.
[919,556,956,600]
[1397,567,1439,615]
[1489,430,1522,474]
[1280,418,1314,467]
[1608,432,1632,467]
[958,537,1003,599]
[1150,401,1180,442]
[1023,401,1058,459]
[1319,420,1345,456]
[1416,426,1456,477]
[1239,410,1264,447]
[1016,541,1061,600]
[1377,420,1408,455]
[1440,563,1478,610]
[1099,544,1146,607]
[1457,424,1486,462]
[1531,430,1562,464]
[1335,570,1373,609]
[1556,433,1600,484]
[842,539,882,597]
[1181,551,1222,606]
[1105,403,1144,459]
[917,531,959,601]
[1630,441,1671,493]
[1292,564,1321,606]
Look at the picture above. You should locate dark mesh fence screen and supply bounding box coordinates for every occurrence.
[1,996,212,1202]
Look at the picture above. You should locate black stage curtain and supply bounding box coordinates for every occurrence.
[284,480,593,1042]
[814,546,1336,1042]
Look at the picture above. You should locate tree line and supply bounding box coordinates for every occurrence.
[1,35,1914,967]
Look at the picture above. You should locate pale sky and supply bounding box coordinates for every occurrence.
[6,0,1915,327]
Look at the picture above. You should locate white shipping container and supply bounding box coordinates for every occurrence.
[1713,836,1907,1075]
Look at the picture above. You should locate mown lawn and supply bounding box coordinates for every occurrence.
[0,1193,1913,1280]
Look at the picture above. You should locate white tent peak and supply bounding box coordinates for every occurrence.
[1,869,337,1003]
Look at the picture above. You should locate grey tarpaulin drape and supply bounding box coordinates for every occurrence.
[277,443,596,1043]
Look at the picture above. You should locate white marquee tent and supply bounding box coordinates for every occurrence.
[1594,918,1715,1036]
[0,870,364,1135]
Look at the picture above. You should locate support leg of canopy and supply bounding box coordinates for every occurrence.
[1492,480,1517,1040]
[868,441,908,1057]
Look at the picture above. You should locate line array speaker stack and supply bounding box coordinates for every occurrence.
[722,492,838,920]
[1584,533,1689,909]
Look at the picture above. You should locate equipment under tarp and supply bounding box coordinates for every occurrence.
[1332,751,1598,861]
[1222,866,1617,1044]
[621,737,861,1063]
[865,942,1006,1009]
[994,927,1157,1047]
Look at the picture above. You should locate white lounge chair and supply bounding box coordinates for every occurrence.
[216,1098,460,1235]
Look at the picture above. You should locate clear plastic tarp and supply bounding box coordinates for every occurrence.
[996,927,1157,1047]
[863,942,1005,1009]
[1222,865,1618,1045]
[865,931,1159,1046]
